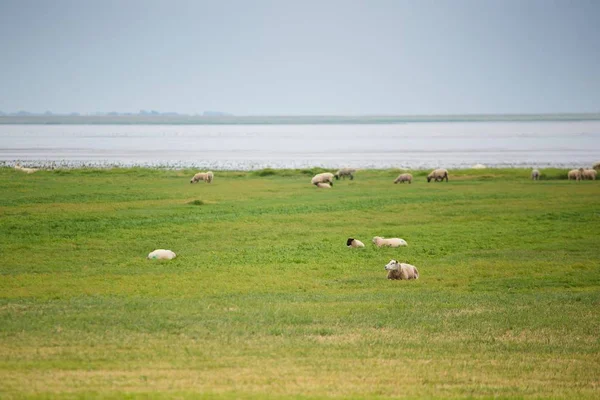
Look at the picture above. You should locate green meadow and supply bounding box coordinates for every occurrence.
[0,167,599,399]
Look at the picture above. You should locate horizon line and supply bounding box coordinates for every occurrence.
[1,111,600,118]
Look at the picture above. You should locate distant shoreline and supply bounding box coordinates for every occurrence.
[1,160,596,171]
[1,113,600,125]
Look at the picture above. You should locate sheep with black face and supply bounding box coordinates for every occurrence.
[346,238,365,248]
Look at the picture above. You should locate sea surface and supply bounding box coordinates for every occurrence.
[1,120,599,170]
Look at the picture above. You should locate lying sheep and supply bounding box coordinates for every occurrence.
[311,172,334,186]
[385,259,419,280]
[147,249,177,260]
[372,236,408,247]
[568,168,583,181]
[334,168,356,180]
[190,171,214,184]
[316,182,331,189]
[394,173,412,184]
[531,169,540,180]
[582,169,597,180]
[14,164,38,174]
[427,168,448,182]
[346,238,365,248]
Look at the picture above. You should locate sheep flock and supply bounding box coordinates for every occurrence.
[12,162,594,281]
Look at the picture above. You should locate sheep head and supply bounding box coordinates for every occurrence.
[372,236,382,245]
[385,260,400,271]
[346,238,354,246]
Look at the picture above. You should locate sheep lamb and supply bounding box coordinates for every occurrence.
[147,249,177,260]
[385,259,419,280]
[190,171,214,183]
[568,168,583,181]
[582,169,597,180]
[334,168,356,180]
[427,168,449,182]
[346,238,365,248]
[14,164,38,174]
[394,173,412,184]
[311,172,334,186]
[316,182,331,189]
[372,236,408,247]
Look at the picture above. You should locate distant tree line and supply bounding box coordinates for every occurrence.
[0,110,233,117]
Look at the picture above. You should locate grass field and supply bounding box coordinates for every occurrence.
[0,167,599,399]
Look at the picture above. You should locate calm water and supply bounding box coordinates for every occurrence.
[1,121,599,169]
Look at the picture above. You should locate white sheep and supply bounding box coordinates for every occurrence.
[346,238,365,248]
[568,168,583,181]
[427,168,448,182]
[372,236,408,247]
[393,173,412,184]
[311,172,335,186]
[316,182,331,189]
[531,169,540,180]
[384,259,419,280]
[147,249,177,260]
[190,171,214,184]
[14,164,38,174]
[582,169,597,180]
[334,168,356,180]
[593,162,600,171]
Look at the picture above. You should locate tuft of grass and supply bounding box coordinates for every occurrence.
[253,168,278,177]
[187,199,205,206]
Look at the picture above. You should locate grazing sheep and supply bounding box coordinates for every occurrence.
[582,169,597,180]
[372,236,408,247]
[346,238,365,248]
[14,164,38,174]
[311,172,335,186]
[393,173,412,184]
[334,168,356,180]
[147,249,177,260]
[427,168,449,182]
[531,169,540,180]
[384,259,419,280]
[316,182,332,189]
[568,168,583,181]
[190,171,214,184]
[593,162,600,171]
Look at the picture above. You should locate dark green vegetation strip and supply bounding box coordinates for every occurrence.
[0,168,599,399]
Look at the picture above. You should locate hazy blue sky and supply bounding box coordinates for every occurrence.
[1,0,599,115]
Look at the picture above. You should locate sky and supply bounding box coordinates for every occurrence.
[0,0,599,115]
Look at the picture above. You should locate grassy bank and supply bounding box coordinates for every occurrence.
[1,168,599,399]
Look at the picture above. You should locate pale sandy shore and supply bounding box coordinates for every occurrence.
[0,158,596,171]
